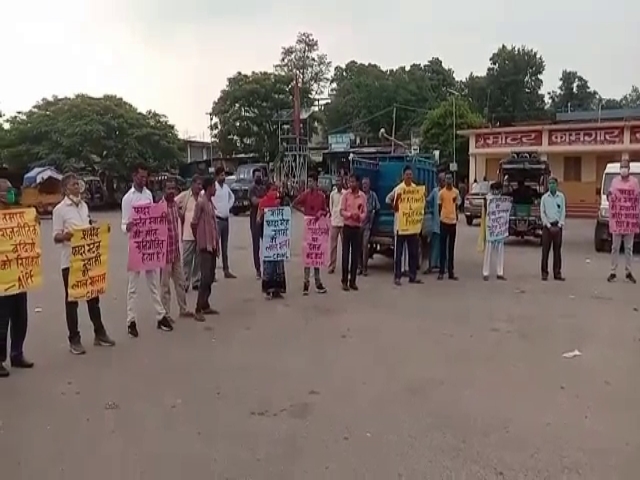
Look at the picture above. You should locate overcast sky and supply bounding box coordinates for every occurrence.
[1,0,638,138]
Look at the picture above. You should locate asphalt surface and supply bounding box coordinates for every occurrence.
[1,212,639,479]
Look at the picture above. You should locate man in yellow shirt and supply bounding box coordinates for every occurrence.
[438,172,460,280]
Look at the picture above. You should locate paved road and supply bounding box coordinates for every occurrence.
[1,212,639,479]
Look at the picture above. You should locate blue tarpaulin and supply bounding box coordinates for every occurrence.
[23,167,63,187]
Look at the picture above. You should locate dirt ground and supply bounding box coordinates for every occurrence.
[1,211,639,479]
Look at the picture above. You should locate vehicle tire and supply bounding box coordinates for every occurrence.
[466,216,474,226]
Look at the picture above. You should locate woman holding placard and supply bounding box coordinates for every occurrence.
[258,185,288,299]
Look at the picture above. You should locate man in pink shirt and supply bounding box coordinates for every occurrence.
[607,158,640,283]
[340,173,367,291]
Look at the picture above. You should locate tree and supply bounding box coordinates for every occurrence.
[420,98,483,164]
[462,73,489,120]
[483,45,547,125]
[620,85,640,108]
[276,32,332,103]
[211,71,292,162]
[1,95,183,175]
[548,70,600,112]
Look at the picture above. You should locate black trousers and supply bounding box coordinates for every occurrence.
[541,226,563,277]
[0,292,28,363]
[394,234,419,280]
[197,250,215,312]
[341,225,361,285]
[62,268,105,343]
[439,222,457,276]
[250,220,262,274]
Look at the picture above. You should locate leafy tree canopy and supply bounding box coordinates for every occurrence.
[1,94,183,176]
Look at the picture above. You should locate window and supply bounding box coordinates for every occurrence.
[563,157,582,182]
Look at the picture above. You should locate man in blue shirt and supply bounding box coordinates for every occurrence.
[540,177,566,281]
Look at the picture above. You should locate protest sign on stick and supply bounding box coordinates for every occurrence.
[127,203,168,271]
[0,208,42,294]
[262,207,291,261]
[486,196,512,242]
[302,215,330,267]
[609,188,640,235]
[69,224,110,301]
[398,186,425,235]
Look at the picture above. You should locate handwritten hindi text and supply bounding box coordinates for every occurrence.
[0,208,42,294]
[127,203,168,271]
[609,188,640,235]
[69,224,110,301]
[262,207,291,261]
[302,216,329,267]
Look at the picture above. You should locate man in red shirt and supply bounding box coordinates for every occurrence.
[293,172,328,295]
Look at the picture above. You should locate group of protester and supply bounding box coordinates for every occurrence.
[1,159,638,378]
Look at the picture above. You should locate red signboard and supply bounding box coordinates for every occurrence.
[475,131,542,149]
[548,128,624,146]
[631,127,640,144]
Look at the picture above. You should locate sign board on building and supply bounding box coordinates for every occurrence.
[548,127,624,146]
[475,131,542,150]
[328,133,352,152]
[631,127,640,145]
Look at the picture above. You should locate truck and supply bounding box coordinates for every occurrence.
[351,154,438,267]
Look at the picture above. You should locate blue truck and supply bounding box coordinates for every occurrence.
[351,154,438,266]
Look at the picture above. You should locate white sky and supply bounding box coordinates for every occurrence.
[1,0,638,137]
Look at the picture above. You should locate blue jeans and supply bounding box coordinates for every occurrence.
[394,234,419,281]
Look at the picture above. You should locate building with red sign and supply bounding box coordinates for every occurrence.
[459,116,640,216]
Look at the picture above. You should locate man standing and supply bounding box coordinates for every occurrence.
[481,182,507,281]
[192,177,220,322]
[423,173,445,274]
[607,159,639,283]
[540,176,566,281]
[122,163,173,336]
[438,172,460,281]
[211,166,236,280]
[387,166,422,285]
[328,179,345,274]
[249,169,267,279]
[340,174,367,291]
[159,177,194,321]
[359,177,379,276]
[53,173,116,355]
[293,172,328,295]
[176,175,202,291]
[0,179,34,377]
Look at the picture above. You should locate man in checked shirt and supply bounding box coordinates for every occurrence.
[159,177,194,322]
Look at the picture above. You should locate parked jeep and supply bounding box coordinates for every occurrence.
[229,163,269,215]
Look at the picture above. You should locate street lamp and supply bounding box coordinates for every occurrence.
[447,88,461,181]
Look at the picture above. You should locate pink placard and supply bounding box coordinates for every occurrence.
[302,215,330,267]
[609,188,640,235]
[127,202,168,271]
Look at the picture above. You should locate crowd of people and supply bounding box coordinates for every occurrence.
[1,159,638,378]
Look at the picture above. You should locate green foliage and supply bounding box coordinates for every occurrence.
[420,98,484,162]
[211,71,292,162]
[1,95,182,176]
[548,70,600,112]
[620,85,640,109]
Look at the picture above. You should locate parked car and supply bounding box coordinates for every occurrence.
[464,181,491,225]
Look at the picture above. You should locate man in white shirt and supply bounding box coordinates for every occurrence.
[53,173,115,355]
[121,163,172,337]
[176,175,203,291]
[212,166,236,279]
[328,179,345,273]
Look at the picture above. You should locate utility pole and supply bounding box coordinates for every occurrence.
[447,89,461,183]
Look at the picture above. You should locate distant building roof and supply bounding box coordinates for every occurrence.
[556,108,640,123]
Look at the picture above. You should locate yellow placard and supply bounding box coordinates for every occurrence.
[0,208,42,295]
[68,224,109,301]
[398,185,426,235]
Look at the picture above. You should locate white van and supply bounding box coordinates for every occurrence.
[594,161,640,252]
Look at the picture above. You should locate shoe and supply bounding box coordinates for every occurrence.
[409,278,423,284]
[437,274,444,280]
[10,356,34,368]
[69,340,87,355]
[0,364,9,377]
[179,311,195,318]
[349,283,359,291]
[554,276,565,282]
[157,316,174,332]
[541,275,548,281]
[167,316,176,324]
[497,275,507,281]
[255,271,262,280]
[315,283,327,294]
[224,271,237,279]
[607,273,617,282]
[448,275,459,281]
[128,321,139,338]
[94,333,116,347]
[341,283,350,291]
[201,308,220,315]
[357,268,363,276]
[303,282,310,296]
[483,275,489,281]
[394,278,402,286]
[626,272,637,284]
[362,270,368,277]
[194,312,206,322]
